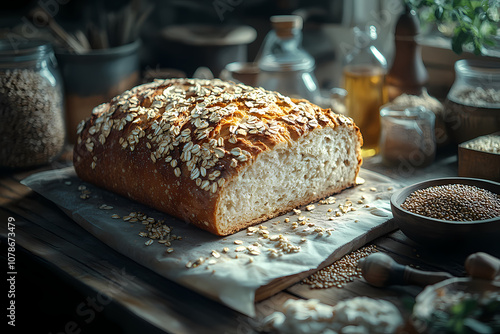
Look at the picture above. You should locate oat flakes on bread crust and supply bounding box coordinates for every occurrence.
[74,78,362,235]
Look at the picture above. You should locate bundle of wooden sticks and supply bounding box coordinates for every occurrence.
[30,0,153,53]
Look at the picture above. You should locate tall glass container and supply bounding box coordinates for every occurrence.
[342,26,388,157]
[256,15,321,103]
[0,40,65,168]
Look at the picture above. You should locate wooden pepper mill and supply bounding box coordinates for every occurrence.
[358,253,452,287]
[386,4,428,101]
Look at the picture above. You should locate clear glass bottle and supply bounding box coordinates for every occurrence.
[444,59,500,144]
[256,15,321,103]
[0,40,65,168]
[342,26,388,157]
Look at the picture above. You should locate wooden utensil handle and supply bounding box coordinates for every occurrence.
[359,253,453,287]
[404,267,453,287]
[465,252,500,280]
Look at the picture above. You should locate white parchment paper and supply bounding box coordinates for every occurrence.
[22,167,398,316]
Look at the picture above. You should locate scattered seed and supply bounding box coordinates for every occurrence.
[303,245,378,289]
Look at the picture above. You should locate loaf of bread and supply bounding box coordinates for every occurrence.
[74,78,362,235]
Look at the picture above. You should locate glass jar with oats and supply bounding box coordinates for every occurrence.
[444,60,500,144]
[0,40,65,168]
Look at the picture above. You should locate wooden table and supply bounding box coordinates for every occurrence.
[1,147,498,333]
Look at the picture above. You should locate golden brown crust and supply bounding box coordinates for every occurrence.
[74,78,362,235]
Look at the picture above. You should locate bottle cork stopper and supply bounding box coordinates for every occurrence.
[270,15,303,38]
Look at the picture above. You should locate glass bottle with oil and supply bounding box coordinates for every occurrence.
[342,26,388,157]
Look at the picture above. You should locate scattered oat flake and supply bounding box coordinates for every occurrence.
[306,205,315,211]
[211,250,221,258]
[235,246,246,252]
[145,239,153,246]
[356,177,365,185]
[234,240,243,245]
[192,258,205,268]
[111,214,120,219]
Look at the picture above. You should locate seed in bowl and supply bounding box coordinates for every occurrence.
[400,184,500,221]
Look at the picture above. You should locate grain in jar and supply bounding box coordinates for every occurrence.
[0,40,65,168]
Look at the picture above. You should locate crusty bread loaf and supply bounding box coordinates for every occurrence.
[74,78,362,235]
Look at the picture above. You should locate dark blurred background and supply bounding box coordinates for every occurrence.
[0,0,370,89]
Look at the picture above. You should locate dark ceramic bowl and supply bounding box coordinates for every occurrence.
[390,177,500,246]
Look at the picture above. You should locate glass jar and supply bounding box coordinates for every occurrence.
[444,59,500,144]
[256,15,321,104]
[342,26,388,157]
[379,106,435,168]
[0,40,65,168]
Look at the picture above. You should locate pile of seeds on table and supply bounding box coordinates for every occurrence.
[401,184,500,221]
[0,68,65,168]
[302,245,378,289]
